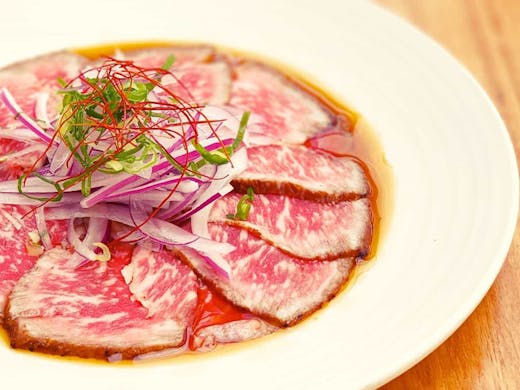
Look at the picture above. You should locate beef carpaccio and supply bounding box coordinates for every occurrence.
[0,43,378,361]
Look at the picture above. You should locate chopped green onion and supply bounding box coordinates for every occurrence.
[192,141,230,165]
[56,77,68,87]
[227,187,254,221]
[231,111,250,151]
[161,54,176,71]
[17,173,64,202]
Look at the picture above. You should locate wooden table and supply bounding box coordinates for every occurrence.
[373,0,520,388]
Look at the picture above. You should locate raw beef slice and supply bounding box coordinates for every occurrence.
[0,51,88,177]
[0,51,87,127]
[230,63,335,143]
[160,62,231,105]
[5,245,198,360]
[176,225,355,326]
[0,204,67,319]
[210,193,372,260]
[232,144,370,201]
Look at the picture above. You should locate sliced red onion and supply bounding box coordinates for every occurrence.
[200,105,241,133]
[0,88,56,145]
[215,105,269,147]
[49,140,73,175]
[0,192,84,206]
[79,173,149,208]
[46,204,235,255]
[34,92,51,129]
[80,138,234,208]
[110,221,146,242]
[175,147,246,224]
[0,92,250,276]
[68,219,93,259]
[174,184,233,224]
[110,191,175,207]
[105,175,201,201]
[157,190,198,220]
[0,171,135,194]
[68,217,110,266]
[34,206,52,249]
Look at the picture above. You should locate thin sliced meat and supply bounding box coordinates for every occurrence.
[0,51,88,177]
[5,245,198,360]
[122,45,215,68]
[210,193,372,260]
[0,51,87,85]
[232,144,370,201]
[0,72,40,128]
[0,51,88,127]
[176,225,355,326]
[0,205,67,319]
[229,63,335,143]
[162,62,231,105]
[121,246,198,319]
[189,285,277,351]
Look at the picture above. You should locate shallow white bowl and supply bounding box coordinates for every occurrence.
[1,0,518,389]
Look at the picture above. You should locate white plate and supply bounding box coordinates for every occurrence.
[1,0,518,389]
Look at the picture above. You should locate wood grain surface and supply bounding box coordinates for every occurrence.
[373,0,520,388]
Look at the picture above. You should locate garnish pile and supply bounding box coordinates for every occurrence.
[0,56,250,272]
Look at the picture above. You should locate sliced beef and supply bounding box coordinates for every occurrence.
[0,51,87,85]
[229,63,335,143]
[5,245,198,360]
[161,62,231,105]
[122,45,215,68]
[232,144,369,201]
[0,205,67,319]
[0,47,373,360]
[176,225,355,326]
[121,246,198,319]
[0,51,88,177]
[0,51,88,127]
[209,193,372,260]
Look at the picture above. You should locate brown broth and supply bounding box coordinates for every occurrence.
[0,41,393,364]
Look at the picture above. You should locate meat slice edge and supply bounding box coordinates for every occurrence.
[209,193,372,260]
[232,144,370,202]
[175,225,355,326]
[5,245,198,360]
[230,62,335,144]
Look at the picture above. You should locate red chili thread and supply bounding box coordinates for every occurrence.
[23,57,228,239]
